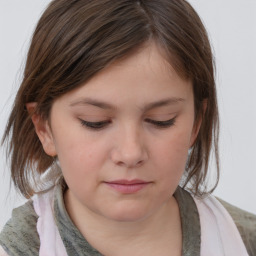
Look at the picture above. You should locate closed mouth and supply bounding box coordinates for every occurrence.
[103,179,152,194]
[104,179,151,185]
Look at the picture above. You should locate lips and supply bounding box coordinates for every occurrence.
[104,179,152,194]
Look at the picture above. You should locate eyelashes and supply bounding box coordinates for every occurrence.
[144,117,176,128]
[80,120,111,130]
[79,117,177,130]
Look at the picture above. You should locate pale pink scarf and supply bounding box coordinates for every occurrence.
[33,189,68,256]
[193,196,249,255]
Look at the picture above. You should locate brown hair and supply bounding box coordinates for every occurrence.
[2,0,219,198]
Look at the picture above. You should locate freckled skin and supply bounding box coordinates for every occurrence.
[36,43,198,224]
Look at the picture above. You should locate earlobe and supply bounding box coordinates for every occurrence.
[26,102,57,157]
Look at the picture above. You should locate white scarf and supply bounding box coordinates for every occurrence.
[193,195,249,255]
[31,189,249,256]
[33,190,68,256]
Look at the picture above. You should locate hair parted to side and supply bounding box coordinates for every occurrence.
[2,0,219,198]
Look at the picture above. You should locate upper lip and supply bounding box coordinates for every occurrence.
[104,179,151,185]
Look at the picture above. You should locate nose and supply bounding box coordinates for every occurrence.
[110,126,148,168]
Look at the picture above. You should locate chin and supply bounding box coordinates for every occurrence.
[102,204,152,223]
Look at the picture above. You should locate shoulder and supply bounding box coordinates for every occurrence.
[0,200,40,256]
[217,198,256,256]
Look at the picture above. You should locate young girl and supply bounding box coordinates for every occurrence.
[0,0,255,255]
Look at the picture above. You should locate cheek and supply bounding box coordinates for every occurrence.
[58,145,99,198]
[58,141,99,170]
[156,127,192,162]
[56,134,109,183]
[152,125,193,183]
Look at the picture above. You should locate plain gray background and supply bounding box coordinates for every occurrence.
[0,0,256,229]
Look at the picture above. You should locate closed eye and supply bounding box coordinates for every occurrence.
[145,117,176,128]
[80,119,111,130]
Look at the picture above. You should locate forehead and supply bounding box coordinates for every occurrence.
[55,43,193,108]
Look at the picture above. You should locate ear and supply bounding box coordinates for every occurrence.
[189,100,207,147]
[26,102,57,157]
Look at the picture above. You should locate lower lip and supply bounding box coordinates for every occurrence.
[105,183,150,194]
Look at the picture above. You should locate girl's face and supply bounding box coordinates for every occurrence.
[36,43,200,222]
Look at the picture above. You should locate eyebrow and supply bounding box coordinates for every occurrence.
[69,97,185,111]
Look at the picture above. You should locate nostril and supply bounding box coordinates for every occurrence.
[111,148,147,168]
[136,160,144,167]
